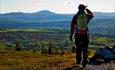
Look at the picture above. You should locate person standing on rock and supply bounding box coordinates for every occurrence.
[70,4,94,68]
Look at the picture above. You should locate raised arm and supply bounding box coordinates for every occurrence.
[86,9,94,17]
[86,8,94,23]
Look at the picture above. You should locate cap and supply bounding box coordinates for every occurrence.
[78,4,87,10]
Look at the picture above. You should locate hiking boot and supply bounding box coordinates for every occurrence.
[83,64,86,68]
[82,62,87,68]
[82,61,88,68]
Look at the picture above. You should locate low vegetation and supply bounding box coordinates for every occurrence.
[0,29,114,70]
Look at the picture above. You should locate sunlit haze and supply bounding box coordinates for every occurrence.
[0,0,115,14]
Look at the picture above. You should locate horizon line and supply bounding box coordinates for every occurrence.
[0,10,115,14]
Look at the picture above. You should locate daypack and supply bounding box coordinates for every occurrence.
[75,13,88,33]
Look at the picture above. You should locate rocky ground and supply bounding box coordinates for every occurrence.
[64,61,115,70]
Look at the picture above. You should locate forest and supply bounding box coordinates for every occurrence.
[0,29,114,52]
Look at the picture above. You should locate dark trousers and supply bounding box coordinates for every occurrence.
[75,34,89,66]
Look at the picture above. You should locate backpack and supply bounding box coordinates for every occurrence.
[76,13,88,31]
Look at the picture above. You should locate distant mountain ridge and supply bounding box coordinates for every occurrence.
[0,10,115,20]
[0,10,115,37]
[0,10,115,24]
[0,10,73,22]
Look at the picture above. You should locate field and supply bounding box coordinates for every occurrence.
[0,29,115,70]
[0,50,76,70]
[0,50,115,70]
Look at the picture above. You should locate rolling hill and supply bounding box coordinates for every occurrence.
[0,10,115,36]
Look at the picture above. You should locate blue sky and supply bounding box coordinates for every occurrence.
[0,0,115,14]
